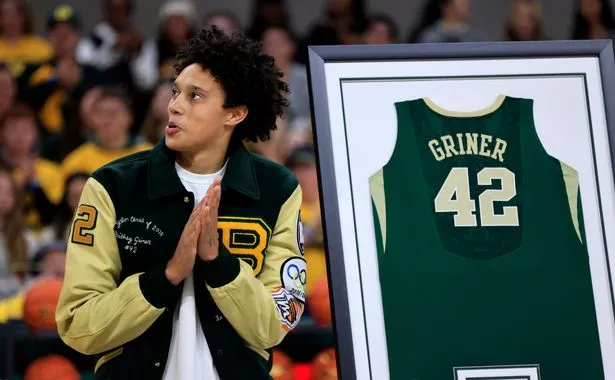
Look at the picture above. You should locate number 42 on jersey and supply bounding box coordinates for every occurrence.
[434,167,519,227]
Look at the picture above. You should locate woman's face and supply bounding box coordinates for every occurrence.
[1,115,37,156]
[80,87,102,132]
[92,97,133,144]
[511,2,538,40]
[364,21,394,44]
[262,27,294,65]
[165,15,191,44]
[0,0,24,37]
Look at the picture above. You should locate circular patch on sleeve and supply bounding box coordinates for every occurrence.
[281,257,307,303]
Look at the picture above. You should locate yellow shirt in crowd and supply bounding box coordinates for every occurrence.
[11,158,64,206]
[300,201,327,293]
[61,141,153,178]
[34,158,64,205]
[0,36,53,77]
[0,292,24,323]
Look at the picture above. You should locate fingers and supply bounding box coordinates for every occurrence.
[189,219,202,255]
[211,179,222,221]
[187,194,208,222]
[206,178,222,210]
[205,176,222,199]
[186,202,202,225]
[213,182,222,209]
[201,206,216,248]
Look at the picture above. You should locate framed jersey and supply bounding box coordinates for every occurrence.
[306,40,615,380]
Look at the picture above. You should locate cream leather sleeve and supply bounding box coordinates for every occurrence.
[207,185,306,355]
[55,178,165,355]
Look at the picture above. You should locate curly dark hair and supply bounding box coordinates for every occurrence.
[173,26,289,143]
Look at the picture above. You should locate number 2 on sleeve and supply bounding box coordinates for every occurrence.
[71,205,98,246]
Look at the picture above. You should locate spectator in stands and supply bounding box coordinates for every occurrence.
[49,85,102,163]
[140,79,173,145]
[285,146,325,296]
[0,0,53,78]
[297,0,368,63]
[505,0,546,41]
[17,5,88,153]
[416,0,488,43]
[0,104,63,240]
[157,0,197,80]
[0,240,66,322]
[406,0,442,43]
[572,0,615,40]
[363,14,399,44]
[52,172,89,241]
[0,63,16,122]
[46,5,81,61]
[75,0,157,94]
[29,240,66,279]
[286,145,321,248]
[203,11,240,35]
[246,0,291,41]
[60,86,152,178]
[261,25,311,150]
[0,166,29,300]
[244,116,288,164]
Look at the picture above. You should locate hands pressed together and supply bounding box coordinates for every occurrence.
[165,176,223,286]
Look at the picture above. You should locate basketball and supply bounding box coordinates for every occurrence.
[270,349,294,380]
[23,277,63,332]
[311,348,337,380]
[307,274,331,326]
[24,354,80,380]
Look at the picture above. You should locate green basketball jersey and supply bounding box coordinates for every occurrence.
[370,95,605,379]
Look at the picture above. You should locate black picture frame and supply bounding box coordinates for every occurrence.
[306,40,615,380]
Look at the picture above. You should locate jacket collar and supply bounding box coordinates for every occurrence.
[148,137,260,200]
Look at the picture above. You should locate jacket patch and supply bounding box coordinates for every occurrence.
[71,204,98,246]
[280,257,306,303]
[272,288,302,330]
[217,216,271,276]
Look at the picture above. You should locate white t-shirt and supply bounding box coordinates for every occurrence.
[162,161,227,380]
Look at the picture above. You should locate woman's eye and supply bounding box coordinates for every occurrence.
[192,92,202,100]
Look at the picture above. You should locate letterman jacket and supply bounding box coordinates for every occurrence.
[55,137,307,379]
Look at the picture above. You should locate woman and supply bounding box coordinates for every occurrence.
[505,0,546,41]
[261,24,311,156]
[246,0,291,41]
[157,0,197,80]
[0,166,29,299]
[572,0,615,40]
[297,0,367,63]
[0,104,63,234]
[0,0,53,77]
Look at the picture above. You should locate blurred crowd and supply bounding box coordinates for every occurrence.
[0,0,612,378]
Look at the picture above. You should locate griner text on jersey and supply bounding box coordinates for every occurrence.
[428,133,508,162]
